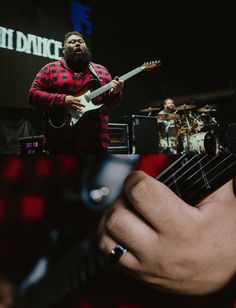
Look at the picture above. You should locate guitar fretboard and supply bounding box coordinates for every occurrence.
[86,66,144,101]
[157,153,236,205]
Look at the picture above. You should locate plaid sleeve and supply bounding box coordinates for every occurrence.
[28,64,66,110]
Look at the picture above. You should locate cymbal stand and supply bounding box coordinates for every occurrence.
[181,111,191,153]
[161,121,177,154]
[164,121,171,148]
[184,111,191,131]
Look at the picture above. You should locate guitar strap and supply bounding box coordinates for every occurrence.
[88,63,103,82]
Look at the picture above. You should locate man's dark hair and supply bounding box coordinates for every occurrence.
[64,31,83,46]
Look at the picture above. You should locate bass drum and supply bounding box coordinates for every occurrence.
[182,132,219,154]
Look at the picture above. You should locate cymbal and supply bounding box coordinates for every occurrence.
[140,107,161,112]
[175,104,197,111]
[157,113,180,121]
[197,105,217,112]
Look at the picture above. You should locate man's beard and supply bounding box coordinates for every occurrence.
[166,105,175,113]
[64,47,92,72]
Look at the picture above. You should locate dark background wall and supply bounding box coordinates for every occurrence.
[91,2,236,120]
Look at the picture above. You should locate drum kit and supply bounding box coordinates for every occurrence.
[140,104,220,154]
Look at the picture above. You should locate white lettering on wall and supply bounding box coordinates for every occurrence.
[16,31,27,52]
[0,27,14,49]
[0,26,62,60]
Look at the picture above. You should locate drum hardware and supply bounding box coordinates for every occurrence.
[183,113,191,132]
[175,104,197,111]
[194,104,218,133]
[155,105,221,154]
[180,110,220,154]
[194,112,219,133]
[196,104,218,113]
[178,109,196,135]
[140,107,161,112]
[176,107,197,136]
[156,113,181,122]
[194,114,207,132]
[209,117,218,127]
[157,114,182,154]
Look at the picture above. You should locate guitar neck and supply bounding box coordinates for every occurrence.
[157,153,236,205]
[17,234,106,308]
[87,66,143,101]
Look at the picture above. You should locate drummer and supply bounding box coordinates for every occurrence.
[158,98,180,126]
[159,98,177,115]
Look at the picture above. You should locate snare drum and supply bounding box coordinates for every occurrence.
[182,132,218,154]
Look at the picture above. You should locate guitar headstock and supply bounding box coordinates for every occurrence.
[141,60,162,71]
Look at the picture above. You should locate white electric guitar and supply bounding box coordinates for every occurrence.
[48,60,161,128]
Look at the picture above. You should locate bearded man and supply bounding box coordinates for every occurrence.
[28,31,124,154]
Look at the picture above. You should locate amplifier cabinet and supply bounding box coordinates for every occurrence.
[127,115,159,153]
[225,123,236,153]
[108,123,129,153]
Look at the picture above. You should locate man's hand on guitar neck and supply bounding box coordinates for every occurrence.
[98,171,236,295]
[110,76,124,95]
[64,95,85,111]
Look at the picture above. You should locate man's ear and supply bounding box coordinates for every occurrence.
[62,48,65,54]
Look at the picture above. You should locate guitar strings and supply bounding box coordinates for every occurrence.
[157,154,234,187]
[184,160,236,203]
[157,154,207,184]
[164,154,227,190]
[177,155,232,192]
[156,153,235,204]
[172,156,235,189]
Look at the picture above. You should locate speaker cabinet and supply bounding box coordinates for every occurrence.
[128,115,159,153]
[108,123,129,153]
[226,123,236,153]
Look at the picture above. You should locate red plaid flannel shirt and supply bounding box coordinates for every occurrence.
[28,59,122,153]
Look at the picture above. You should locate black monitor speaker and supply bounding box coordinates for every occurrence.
[128,115,159,153]
[225,123,236,153]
